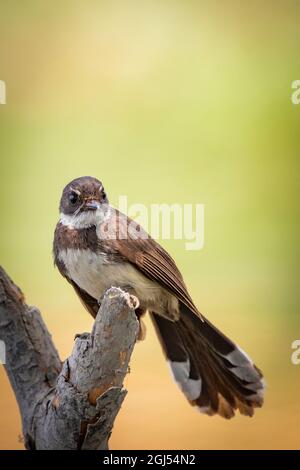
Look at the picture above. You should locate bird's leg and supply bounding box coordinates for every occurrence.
[135,307,147,341]
[112,284,146,341]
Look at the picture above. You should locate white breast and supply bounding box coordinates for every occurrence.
[57,248,163,305]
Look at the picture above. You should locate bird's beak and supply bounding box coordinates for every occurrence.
[84,200,100,211]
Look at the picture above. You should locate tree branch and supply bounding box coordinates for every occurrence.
[0,266,139,450]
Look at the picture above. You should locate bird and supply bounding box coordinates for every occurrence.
[53,176,264,419]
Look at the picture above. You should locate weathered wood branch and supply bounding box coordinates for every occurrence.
[0,266,139,450]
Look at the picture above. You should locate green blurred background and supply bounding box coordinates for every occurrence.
[0,0,299,449]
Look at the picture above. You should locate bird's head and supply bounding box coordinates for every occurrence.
[59,176,109,228]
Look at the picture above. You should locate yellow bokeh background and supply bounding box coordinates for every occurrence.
[0,0,299,449]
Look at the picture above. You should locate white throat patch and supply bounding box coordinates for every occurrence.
[60,206,111,229]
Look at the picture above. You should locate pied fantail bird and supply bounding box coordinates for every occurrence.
[53,176,264,419]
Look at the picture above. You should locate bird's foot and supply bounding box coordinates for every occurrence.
[74,332,90,341]
[127,294,140,310]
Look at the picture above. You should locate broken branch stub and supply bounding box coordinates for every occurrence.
[0,267,139,450]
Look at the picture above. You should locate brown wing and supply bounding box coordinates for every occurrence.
[70,280,99,318]
[100,209,202,319]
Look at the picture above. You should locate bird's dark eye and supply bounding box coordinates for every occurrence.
[69,192,78,205]
[102,191,107,200]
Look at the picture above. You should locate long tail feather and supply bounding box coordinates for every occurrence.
[151,305,264,419]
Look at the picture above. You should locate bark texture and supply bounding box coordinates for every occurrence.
[0,266,139,450]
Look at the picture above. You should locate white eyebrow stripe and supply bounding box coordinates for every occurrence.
[70,187,81,195]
